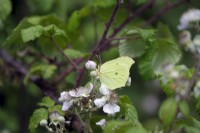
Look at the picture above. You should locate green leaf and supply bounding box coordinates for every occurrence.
[48,105,65,116]
[38,96,55,108]
[125,104,141,127]
[21,24,69,46]
[29,108,48,132]
[184,126,200,133]
[126,127,148,133]
[0,0,12,20]
[67,6,92,34]
[3,18,33,46]
[119,96,141,127]
[24,64,57,84]
[4,14,65,47]
[137,29,156,42]
[182,117,200,133]
[21,25,44,43]
[64,49,87,59]
[157,23,175,41]
[138,46,156,80]
[26,0,55,13]
[179,101,190,116]
[184,68,194,79]
[103,120,133,133]
[92,0,115,7]
[119,37,145,58]
[159,98,177,127]
[152,39,181,72]
[159,79,175,96]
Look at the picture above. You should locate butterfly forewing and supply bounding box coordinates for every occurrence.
[99,57,134,90]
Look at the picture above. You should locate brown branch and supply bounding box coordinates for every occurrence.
[142,0,189,27]
[0,48,59,101]
[52,58,84,86]
[110,0,156,38]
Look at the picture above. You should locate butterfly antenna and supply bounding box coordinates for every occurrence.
[96,55,102,66]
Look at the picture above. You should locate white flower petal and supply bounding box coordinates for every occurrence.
[69,89,81,97]
[103,103,120,114]
[99,84,110,96]
[96,119,106,128]
[178,9,200,30]
[87,83,93,94]
[59,91,71,102]
[94,97,107,108]
[62,101,73,111]
[69,85,93,98]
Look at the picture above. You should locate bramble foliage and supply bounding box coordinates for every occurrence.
[1,0,200,133]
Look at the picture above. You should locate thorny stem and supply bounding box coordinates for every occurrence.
[51,36,79,72]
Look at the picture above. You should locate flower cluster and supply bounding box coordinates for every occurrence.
[159,64,190,98]
[56,59,132,129]
[178,9,200,30]
[40,112,66,132]
[178,9,200,55]
[59,83,93,111]
[179,30,200,54]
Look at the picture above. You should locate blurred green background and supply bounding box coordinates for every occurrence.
[0,0,200,132]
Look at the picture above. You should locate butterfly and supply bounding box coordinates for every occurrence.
[97,56,134,90]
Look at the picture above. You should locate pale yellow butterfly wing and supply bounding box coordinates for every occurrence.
[99,56,134,90]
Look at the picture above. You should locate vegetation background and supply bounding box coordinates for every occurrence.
[0,0,200,132]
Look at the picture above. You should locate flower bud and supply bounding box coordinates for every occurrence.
[90,70,98,78]
[126,77,131,87]
[40,119,48,127]
[85,60,96,70]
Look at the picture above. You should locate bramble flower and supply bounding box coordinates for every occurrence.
[59,83,93,111]
[179,30,195,52]
[58,91,71,102]
[85,60,97,70]
[96,119,106,128]
[94,84,120,115]
[69,83,93,97]
[178,9,200,30]
[49,112,65,126]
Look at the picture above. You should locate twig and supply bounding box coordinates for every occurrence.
[142,0,189,27]
[107,36,138,41]
[75,0,122,87]
[110,0,156,38]
[52,58,84,86]
[51,36,79,72]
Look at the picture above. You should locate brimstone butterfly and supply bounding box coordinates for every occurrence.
[98,56,134,90]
